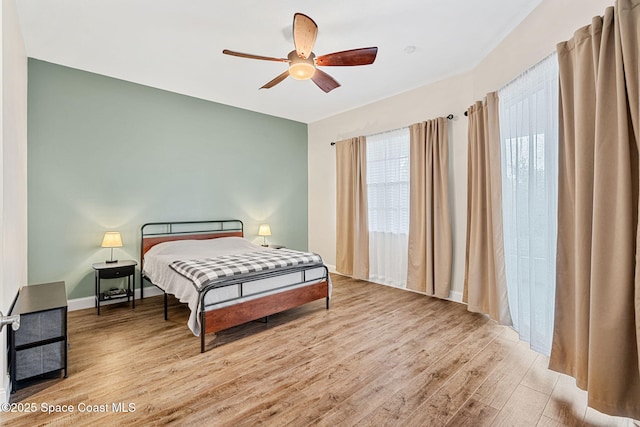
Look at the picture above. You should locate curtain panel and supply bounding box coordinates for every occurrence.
[464,93,512,325]
[550,1,640,419]
[335,136,370,280]
[498,53,559,356]
[406,117,452,298]
[367,128,410,288]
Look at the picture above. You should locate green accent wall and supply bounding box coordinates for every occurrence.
[27,59,308,299]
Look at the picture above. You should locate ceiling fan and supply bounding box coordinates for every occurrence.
[222,13,378,93]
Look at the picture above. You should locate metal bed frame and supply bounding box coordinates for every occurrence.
[140,220,330,352]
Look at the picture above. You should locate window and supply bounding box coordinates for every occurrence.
[366,127,410,287]
[499,52,558,355]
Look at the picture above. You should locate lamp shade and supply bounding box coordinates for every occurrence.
[101,231,123,248]
[257,224,272,237]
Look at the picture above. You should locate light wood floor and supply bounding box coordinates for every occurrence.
[2,274,638,427]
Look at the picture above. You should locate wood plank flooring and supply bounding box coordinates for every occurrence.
[2,274,638,426]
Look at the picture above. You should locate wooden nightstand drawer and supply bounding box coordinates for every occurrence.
[98,265,134,279]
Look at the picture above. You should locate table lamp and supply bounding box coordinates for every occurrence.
[101,231,123,263]
[258,224,271,247]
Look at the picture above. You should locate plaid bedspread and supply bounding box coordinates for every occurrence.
[169,249,324,289]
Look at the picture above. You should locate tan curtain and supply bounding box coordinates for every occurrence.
[406,118,452,298]
[463,93,512,325]
[335,136,369,280]
[549,1,640,419]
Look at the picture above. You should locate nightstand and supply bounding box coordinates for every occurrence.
[268,244,286,249]
[92,260,137,315]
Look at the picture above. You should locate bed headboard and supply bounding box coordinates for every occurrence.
[140,220,244,258]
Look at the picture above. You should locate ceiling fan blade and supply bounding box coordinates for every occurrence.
[260,70,290,89]
[222,49,289,63]
[311,69,340,93]
[293,13,318,59]
[316,47,378,66]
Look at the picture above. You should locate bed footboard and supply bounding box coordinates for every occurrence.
[200,280,329,352]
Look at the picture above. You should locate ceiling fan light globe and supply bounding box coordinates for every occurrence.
[289,62,316,80]
[287,50,316,80]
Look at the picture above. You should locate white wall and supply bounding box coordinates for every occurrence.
[0,0,28,401]
[308,0,614,297]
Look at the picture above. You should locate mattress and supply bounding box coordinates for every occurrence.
[142,237,329,335]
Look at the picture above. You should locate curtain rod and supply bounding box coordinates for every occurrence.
[330,114,457,146]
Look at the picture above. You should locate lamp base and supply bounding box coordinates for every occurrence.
[105,259,118,264]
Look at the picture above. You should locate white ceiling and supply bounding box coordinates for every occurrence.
[15,0,542,124]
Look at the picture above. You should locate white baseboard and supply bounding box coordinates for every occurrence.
[67,286,164,312]
[2,373,10,404]
[328,269,465,305]
[447,290,464,303]
[67,278,462,311]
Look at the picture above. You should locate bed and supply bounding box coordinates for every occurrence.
[140,220,330,352]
